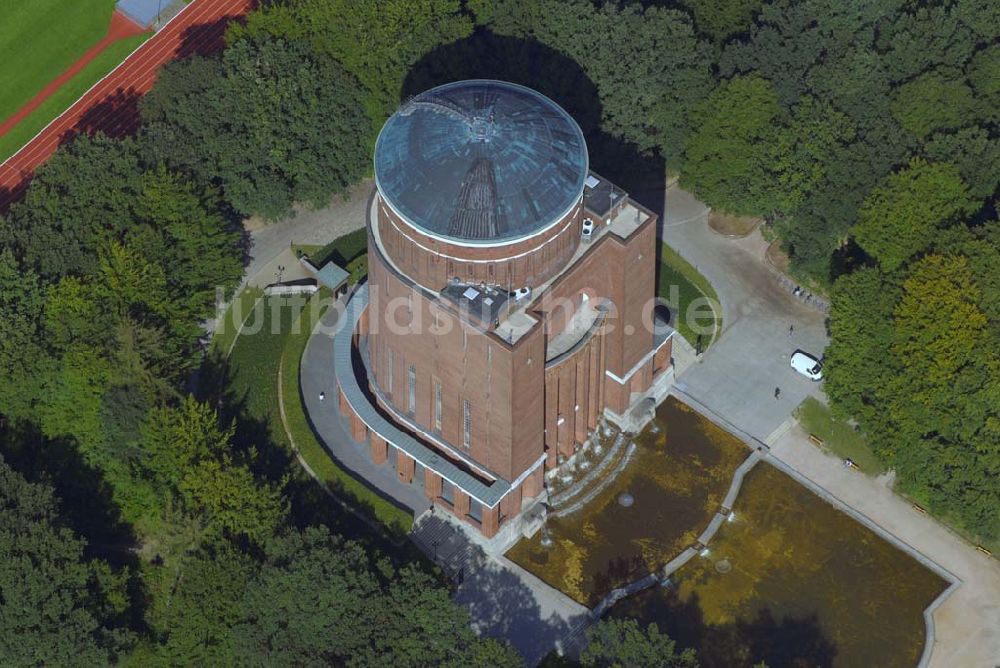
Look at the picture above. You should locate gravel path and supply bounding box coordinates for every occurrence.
[242,179,372,286]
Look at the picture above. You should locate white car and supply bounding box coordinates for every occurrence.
[790,351,823,381]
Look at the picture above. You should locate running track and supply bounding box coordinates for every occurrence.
[0,12,147,138]
[0,0,254,212]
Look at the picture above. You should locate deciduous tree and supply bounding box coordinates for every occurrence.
[231,0,473,124]
[581,618,698,668]
[0,457,133,665]
[853,159,978,271]
[143,37,371,218]
[890,68,977,139]
[681,76,783,215]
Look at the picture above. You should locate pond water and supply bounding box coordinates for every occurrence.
[506,397,748,606]
[611,463,948,667]
[507,396,949,666]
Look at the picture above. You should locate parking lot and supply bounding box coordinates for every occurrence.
[661,186,829,442]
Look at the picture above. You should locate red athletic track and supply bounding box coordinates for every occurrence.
[0,0,255,212]
[0,12,147,138]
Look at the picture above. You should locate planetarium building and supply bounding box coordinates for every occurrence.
[334,80,673,540]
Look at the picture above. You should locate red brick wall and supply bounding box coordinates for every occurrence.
[367,245,545,481]
[397,451,415,484]
[544,326,605,457]
[654,336,673,375]
[377,195,583,292]
[371,433,388,465]
[366,193,659,490]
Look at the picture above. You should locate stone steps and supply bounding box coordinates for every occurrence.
[548,433,630,514]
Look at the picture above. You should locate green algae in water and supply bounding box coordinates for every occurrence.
[612,463,949,668]
[506,397,749,606]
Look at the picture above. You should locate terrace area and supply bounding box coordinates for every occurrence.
[494,192,653,345]
[545,301,604,363]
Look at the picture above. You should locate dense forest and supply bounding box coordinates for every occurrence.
[0,0,997,664]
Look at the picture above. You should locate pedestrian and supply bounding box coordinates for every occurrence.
[774,387,781,399]
[788,324,794,336]
[319,391,326,402]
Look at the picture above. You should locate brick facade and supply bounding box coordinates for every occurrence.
[331,84,669,540]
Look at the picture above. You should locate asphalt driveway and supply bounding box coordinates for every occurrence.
[661,185,829,442]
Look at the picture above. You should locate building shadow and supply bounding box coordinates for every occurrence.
[610,585,838,667]
[401,29,666,218]
[457,559,586,665]
[588,553,652,606]
[0,423,149,633]
[410,512,587,665]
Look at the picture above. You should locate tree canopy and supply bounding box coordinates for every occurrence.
[142,36,370,219]
[231,0,472,127]
[853,158,979,271]
[2,0,1000,661]
[581,618,699,668]
[0,456,133,665]
[681,76,783,216]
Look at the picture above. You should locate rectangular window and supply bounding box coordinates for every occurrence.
[468,499,482,523]
[407,365,416,414]
[441,479,454,505]
[463,399,472,450]
[434,382,443,432]
[387,349,394,397]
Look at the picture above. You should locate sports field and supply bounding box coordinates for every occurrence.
[0,33,149,162]
[0,0,121,122]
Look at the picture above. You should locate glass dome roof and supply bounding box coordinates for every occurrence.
[374,80,588,245]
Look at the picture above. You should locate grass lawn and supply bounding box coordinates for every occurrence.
[0,32,149,161]
[309,228,367,268]
[658,242,722,348]
[795,397,886,475]
[0,0,119,121]
[223,290,412,535]
[210,286,263,358]
[279,293,412,535]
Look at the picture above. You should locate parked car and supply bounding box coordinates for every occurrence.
[790,351,823,380]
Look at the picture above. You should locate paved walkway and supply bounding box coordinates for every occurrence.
[662,184,828,442]
[243,179,372,288]
[301,302,589,664]
[664,184,1000,667]
[251,180,1000,665]
[456,554,590,666]
[768,422,1000,666]
[299,303,428,517]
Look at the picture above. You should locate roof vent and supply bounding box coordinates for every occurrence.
[515,286,531,301]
